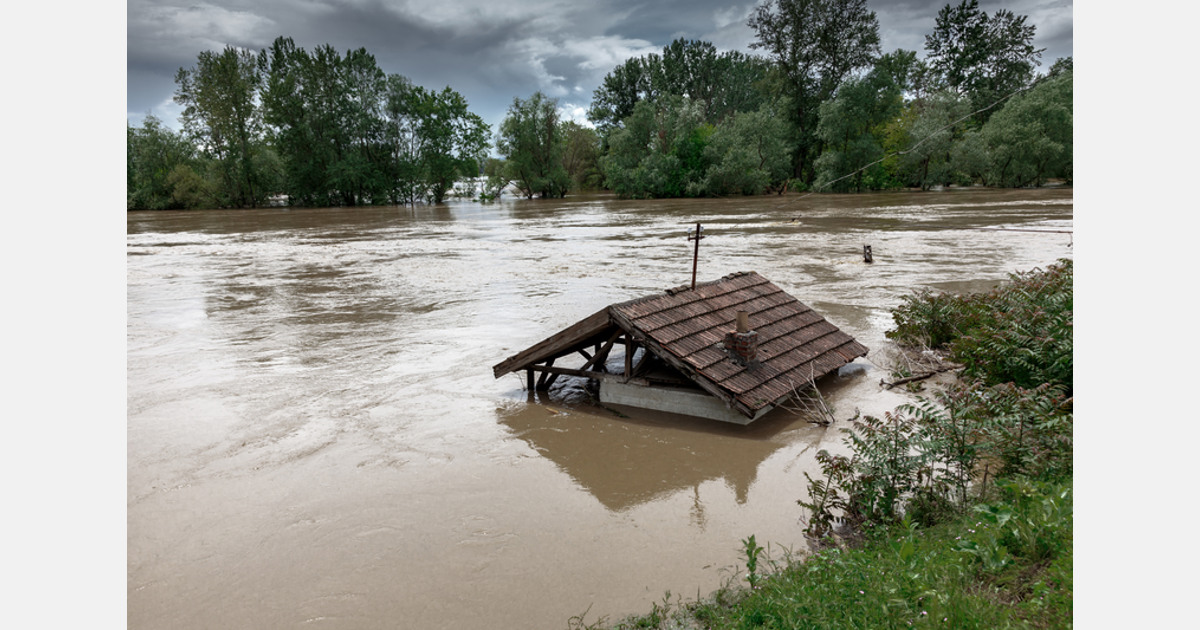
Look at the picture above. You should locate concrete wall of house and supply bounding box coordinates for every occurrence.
[599,381,771,425]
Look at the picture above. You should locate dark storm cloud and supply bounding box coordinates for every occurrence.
[871,0,1073,66]
[601,0,757,43]
[128,0,1072,132]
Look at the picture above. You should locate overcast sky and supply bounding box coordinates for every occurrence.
[127,0,1073,135]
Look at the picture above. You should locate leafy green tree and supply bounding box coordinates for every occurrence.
[748,0,881,184]
[174,45,270,207]
[601,96,712,198]
[979,67,1072,187]
[587,57,651,138]
[260,38,343,206]
[891,91,974,190]
[559,121,603,191]
[924,0,1044,124]
[333,47,391,205]
[480,157,510,201]
[707,51,773,122]
[587,39,770,138]
[497,92,571,199]
[418,87,490,203]
[164,163,216,209]
[127,115,200,209]
[382,74,427,205]
[813,50,914,192]
[948,128,990,186]
[260,38,394,206]
[702,101,793,195]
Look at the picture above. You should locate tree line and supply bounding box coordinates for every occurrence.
[127,0,1072,210]
[129,37,490,210]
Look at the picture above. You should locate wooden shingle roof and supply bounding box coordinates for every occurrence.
[493,272,868,419]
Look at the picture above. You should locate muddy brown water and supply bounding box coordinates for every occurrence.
[127,188,1072,629]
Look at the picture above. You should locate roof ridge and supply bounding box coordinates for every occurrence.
[663,270,757,296]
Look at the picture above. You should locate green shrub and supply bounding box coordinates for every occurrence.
[887,260,1072,392]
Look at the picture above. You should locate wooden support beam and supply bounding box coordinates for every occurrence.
[628,346,652,381]
[527,363,649,387]
[536,357,556,390]
[588,329,624,372]
[543,357,562,390]
[624,338,637,377]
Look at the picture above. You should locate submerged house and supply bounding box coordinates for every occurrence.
[492,271,868,424]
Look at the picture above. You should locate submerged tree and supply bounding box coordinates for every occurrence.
[702,100,793,195]
[259,38,392,206]
[559,121,604,191]
[979,67,1072,187]
[890,91,975,189]
[417,87,490,203]
[497,92,570,199]
[127,115,203,209]
[600,96,712,198]
[259,36,489,206]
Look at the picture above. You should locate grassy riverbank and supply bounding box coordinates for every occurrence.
[581,260,1073,629]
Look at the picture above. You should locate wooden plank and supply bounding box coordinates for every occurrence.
[492,308,612,377]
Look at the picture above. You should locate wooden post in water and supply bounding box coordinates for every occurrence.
[688,223,705,290]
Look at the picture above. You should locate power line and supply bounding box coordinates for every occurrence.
[796,82,1037,199]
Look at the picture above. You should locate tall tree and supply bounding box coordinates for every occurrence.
[924,0,1044,124]
[418,87,490,203]
[260,38,394,206]
[334,47,390,205]
[890,91,975,190]
[587,39,770,138]
[260,38,344,206]
[175,45,268,207]
[497,92,570,199]
[814,50,915,192]
[747,0,882,184]
[382,74,427,206]
[587,57,651,138]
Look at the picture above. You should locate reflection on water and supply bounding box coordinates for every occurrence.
[128,189,1072,629]
[498,402,814,512]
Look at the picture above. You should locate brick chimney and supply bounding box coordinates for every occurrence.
[723,310,758,365]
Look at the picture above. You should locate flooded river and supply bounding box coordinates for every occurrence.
[127,188,1072,628]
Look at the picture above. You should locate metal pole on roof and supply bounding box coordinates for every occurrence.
[688,222,704,290]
